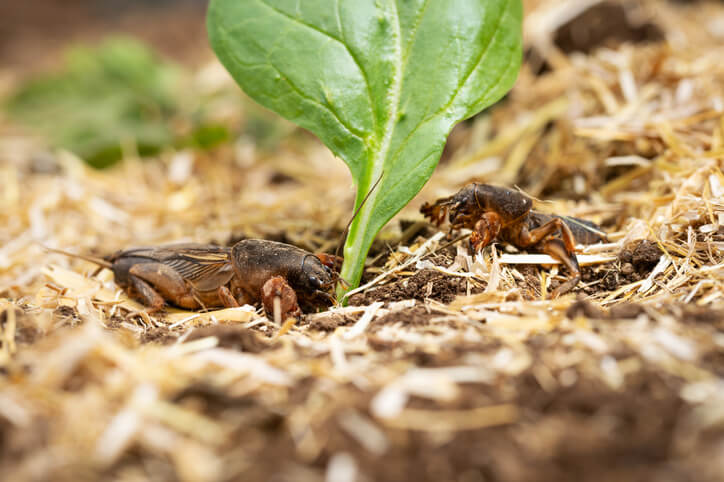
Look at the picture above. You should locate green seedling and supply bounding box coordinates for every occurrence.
[208,0,523,295]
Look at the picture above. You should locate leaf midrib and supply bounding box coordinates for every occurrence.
[366,0,512,215]
[255,0,409,196]
[380,49,521,209]
[371,1,515,212]
[218,0,515,231]
[355,0,403,235]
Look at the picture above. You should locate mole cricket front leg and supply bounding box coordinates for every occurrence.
[261,276,302,322]
[470,212,502,252]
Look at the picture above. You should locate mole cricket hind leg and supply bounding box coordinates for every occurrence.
[261,276,302,322]
[128,262,200,309]
[542,238,582,298]
[128,275,166,312]
[470,212,502,252]
[518,217,577,253]
[217,285,240,308]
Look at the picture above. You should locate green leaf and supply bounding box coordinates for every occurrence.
[208,0,522,292]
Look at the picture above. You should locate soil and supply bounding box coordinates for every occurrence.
[185,324,275,353]
[371,305,439,331]
[355,237,664,303]
[84,325,715,482]
[349,269,483,305]
[619,240,664,273]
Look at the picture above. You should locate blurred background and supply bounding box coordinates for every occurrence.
[0,0,210,72]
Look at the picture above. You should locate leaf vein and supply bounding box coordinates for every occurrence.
[218,15,366,149]
[266,61,365,144]
[425,0,510,125]
[256,0,376,139]
[384,45,520,194]
[373,0,512,193]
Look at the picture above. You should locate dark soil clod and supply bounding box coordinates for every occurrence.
[566,299,647,320]
[619,239,664,275]
[566,298,608,319]
[554,2,664,54]
[186,325,274,353]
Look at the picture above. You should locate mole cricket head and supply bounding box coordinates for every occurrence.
[466,184,533,223]
[443,184,481,225]
[295,254,334,295]
[421,184,475,226]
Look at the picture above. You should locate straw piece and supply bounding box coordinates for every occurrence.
[379,405,519,431]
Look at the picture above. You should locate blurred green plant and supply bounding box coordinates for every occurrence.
[5,37,230,168]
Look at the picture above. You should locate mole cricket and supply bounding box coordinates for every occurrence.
[48,241,342,321]
[421,183,607,297]
[47,175,382,320]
